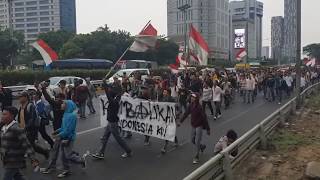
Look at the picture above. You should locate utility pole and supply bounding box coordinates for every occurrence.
[8,0,14,68]
[295,0,302,108]
[245,0,249,64]
[178,3,191,64]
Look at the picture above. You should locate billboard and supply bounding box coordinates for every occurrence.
[234,29,246,49]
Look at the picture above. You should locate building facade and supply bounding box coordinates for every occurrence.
[0,0,76,43]
[230,0,263,60]
[283,0,297,62]
[261,46,269,59]
[167,0,230,61]
[271,16,284,62]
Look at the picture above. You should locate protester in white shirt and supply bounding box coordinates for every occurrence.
[284,73,293,97]
[244,75,255,104]
[202,82,213,115]
[212,81,223,120]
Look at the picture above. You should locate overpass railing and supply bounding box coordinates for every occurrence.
[184,82,320,180]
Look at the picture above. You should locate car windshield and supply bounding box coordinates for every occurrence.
[113,70,133,78]
[49,77,62,85]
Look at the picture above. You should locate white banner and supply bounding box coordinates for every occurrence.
[118,96,177,142]
[99,95,109,127]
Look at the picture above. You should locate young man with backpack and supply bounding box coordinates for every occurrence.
[17,91,49,159]
[33,92,54,149]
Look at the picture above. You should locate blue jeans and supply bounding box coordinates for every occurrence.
[3,168,25,180]
[79,101,86,118]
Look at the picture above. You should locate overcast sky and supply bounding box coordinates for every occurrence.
[76,0,317,47]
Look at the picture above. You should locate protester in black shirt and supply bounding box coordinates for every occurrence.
[92,87,132,160]
[0,82,12,111]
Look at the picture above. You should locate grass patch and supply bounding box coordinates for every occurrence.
[271,130,306,151]
[307,94,320,110]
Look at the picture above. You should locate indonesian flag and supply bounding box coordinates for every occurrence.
[177,53,188,67]
[306,58,316,67]
[129,23,158,52]
[188,25,209,65]
[31,39,58,66]
[236,48,247,61]
[168,63,179,74]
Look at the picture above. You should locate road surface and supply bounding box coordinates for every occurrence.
[1,94,287,180]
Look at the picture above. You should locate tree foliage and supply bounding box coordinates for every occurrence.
[19,24,179,66]
[0,29,24,69]
[303,43,320,59]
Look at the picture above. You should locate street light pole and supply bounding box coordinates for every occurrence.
[295,0,302,108]
[178,4,191,63]
[8,0,14,68]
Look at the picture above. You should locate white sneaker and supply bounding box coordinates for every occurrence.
[192,158,199,164]
[121,152,132,158]
[217,115,222,119]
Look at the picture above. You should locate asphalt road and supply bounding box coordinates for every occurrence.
[1,93,287,180]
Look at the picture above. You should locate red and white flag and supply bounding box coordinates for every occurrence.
[236,48,247,61]
[188,25,209,65]
[176,53,188,67]
[306,58,316,67]
[168,63,179,74]
[129,23,158,52]
[31,39,58,66]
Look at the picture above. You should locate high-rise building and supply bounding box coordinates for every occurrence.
[261,46,269,59]
[0,0,76,43]
[167,0,230,62]
[283,0,297,62]
[271,16,284,62]
[230,0,263,60]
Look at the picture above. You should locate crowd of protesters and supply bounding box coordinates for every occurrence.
[0,66,319,179]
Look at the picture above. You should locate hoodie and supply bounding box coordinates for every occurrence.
[57,100,77,141]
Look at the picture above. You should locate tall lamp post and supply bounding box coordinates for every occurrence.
[8,0,14,68]
[295,0,302,108]
[178,3,191,61]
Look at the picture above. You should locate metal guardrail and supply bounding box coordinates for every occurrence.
[184,82,320,180]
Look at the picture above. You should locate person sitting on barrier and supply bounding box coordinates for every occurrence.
[214,129,238,158]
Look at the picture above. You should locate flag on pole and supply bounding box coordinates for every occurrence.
[176,53,188,67]
[306,58,316,67]
[129,23,158,52]
[168,63,179,74]
[236,48,247,61]
[188,25,209,65]
[31,39,58,66]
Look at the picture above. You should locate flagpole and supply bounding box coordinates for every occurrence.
[139,20,152,34]
[104,20,152,79]
[104,46,130,79]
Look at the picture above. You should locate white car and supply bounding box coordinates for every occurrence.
[25,76,87,95]
[107,69,150,84]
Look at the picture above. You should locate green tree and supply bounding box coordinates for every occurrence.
[0,29,24,69]
[37,30,75,53]
[155,38,179,65]
[60,25,132,61]
[303,43,320,59]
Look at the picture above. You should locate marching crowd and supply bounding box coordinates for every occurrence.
[0,67,319,179]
